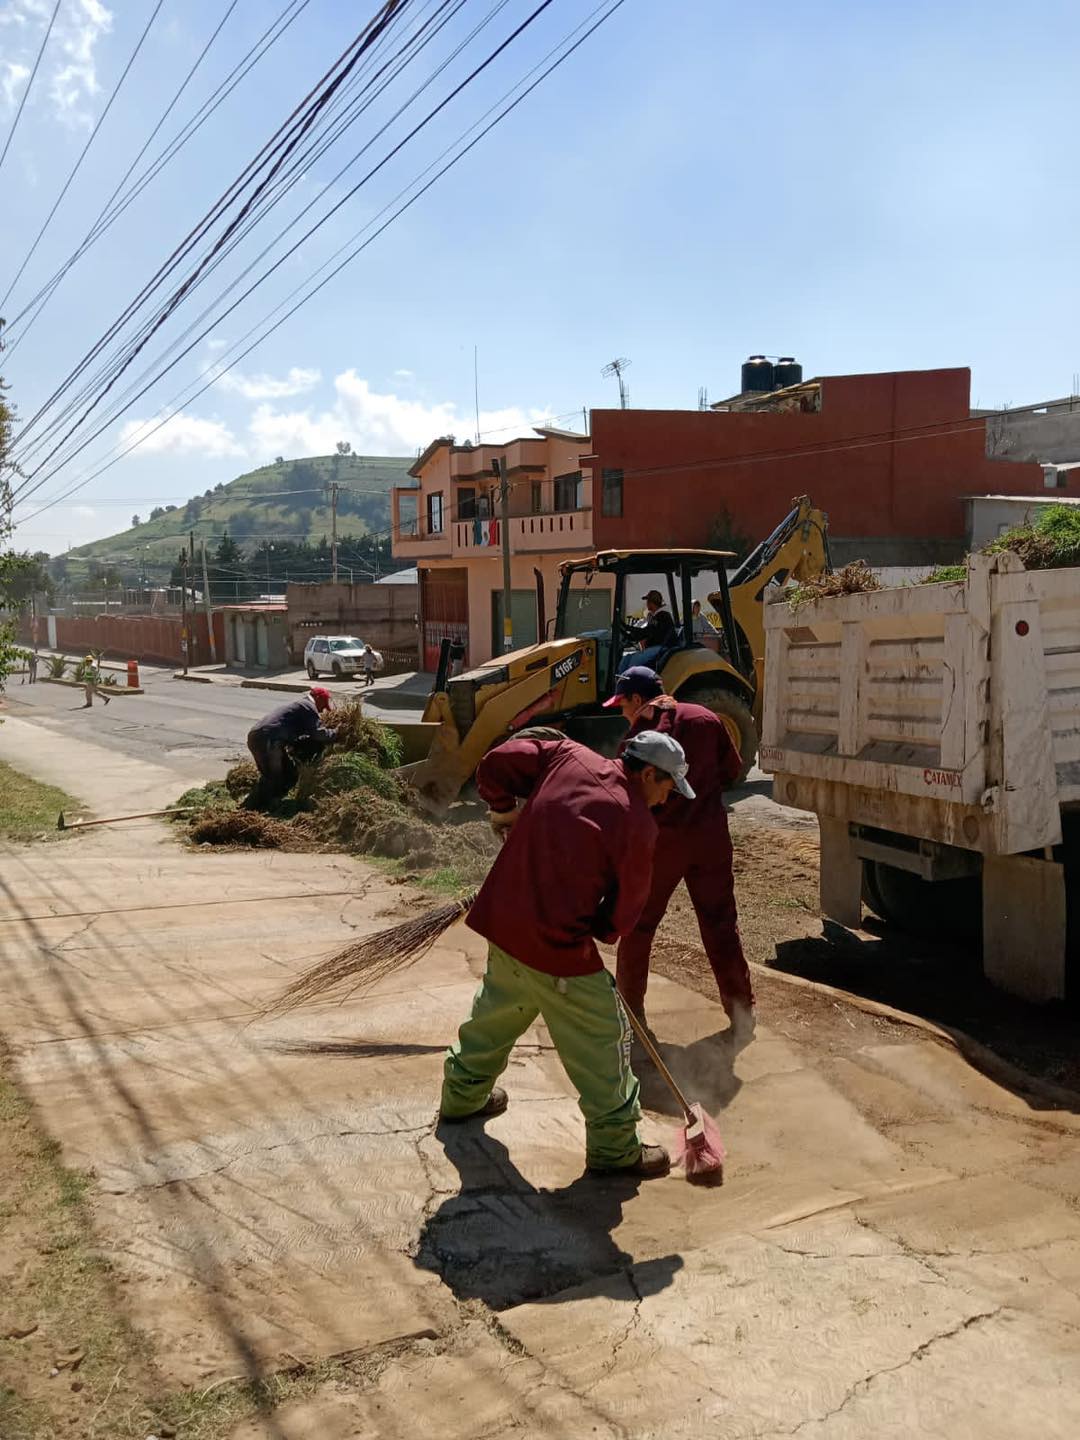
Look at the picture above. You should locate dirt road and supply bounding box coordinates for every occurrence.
[1,717,1079,1439]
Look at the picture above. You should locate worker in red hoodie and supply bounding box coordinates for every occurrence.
[440,729,694,1178]
[606,666,755,1045]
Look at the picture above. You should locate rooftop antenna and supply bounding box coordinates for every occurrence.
[697,386,709,411]
[601,357,631,409]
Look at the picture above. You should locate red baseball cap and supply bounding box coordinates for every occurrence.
[310,686,332,710]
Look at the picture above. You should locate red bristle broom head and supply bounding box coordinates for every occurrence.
[672,1102,725,1180]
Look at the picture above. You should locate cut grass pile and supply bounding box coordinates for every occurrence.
[176,703,497,888]
[788,560,880,608]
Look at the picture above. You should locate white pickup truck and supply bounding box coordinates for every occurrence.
[760,551,1079,1003]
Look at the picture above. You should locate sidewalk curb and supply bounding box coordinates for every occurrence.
[750,960,1080,1122]
[42,678,144,696]
[240,678,310,694]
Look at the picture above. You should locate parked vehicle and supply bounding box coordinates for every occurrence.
[760,550,1080,1003]
[303,635,384,679]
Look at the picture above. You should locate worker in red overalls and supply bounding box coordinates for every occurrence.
[608,666,755,1045]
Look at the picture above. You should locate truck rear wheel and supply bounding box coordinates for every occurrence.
[684,686,757,783]
[863,860,981,944]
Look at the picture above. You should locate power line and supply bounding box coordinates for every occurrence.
[8,0,502,475]
[0,0,63,177]
[12,0,629,526]
[11,0,568,502]
[1,0,170,313]
[2,0,244,356]
[9,0,477,464]
[9,0,420,463]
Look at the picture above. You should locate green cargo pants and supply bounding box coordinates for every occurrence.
[441,944,643,1169]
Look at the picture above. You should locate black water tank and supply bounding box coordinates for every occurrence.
[774,356,803,389]
[741,355,775,394]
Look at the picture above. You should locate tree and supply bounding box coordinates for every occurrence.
[214,530,241,566]
[0,551,54,606]
[131,514,142,528]
[149,506,166,521]
[336,440,353,456]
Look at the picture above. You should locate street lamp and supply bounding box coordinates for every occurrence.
[265,544,274,596]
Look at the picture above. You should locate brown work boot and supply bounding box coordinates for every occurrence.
[440,1086,508,1123]
[589,1143,670,1179]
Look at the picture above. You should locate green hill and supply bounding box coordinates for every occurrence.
[64,453,415,577]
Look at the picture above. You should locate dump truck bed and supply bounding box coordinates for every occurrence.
[761,552,1080,856]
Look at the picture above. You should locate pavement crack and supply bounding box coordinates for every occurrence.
[104,1122,434,1193]
[767,1307,1006,1437]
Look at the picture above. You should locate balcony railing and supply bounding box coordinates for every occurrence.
[454,507,592,553]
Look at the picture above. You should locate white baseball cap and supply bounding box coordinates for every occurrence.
[624,729,695,799]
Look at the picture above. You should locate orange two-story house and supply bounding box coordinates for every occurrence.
[391,427,613,670]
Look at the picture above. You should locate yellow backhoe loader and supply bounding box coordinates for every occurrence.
[391,497,829,810]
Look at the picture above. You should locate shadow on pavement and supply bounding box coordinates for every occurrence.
[416,1125,683,1310]
[770,928,1080,1113]
[634,1028,742,1122]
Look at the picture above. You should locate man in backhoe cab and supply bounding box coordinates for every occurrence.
[440,728,695,1178]
[606,666,755,1045]
[619,588,677,673]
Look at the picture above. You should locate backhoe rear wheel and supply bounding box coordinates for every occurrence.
[683,686,757,783]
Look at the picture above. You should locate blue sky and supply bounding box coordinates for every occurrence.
[3,0,1079,554]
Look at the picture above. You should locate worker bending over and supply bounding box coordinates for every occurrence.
[440,729,694,1178]
[245,686,333,806]
[608,667,755,1045]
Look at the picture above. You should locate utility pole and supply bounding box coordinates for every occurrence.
[493,456,513,652]
[180,547,189,676]
[329,481,340,583]
[201,540,217,663]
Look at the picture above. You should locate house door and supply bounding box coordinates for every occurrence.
[420,567,469,671]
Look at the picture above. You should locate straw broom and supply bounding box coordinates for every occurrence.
[262,891,479,1016]
[262,890,725,1178]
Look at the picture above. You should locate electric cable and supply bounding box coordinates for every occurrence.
[0,0,63,176]
[0,0,170,312]
[11,0,562,497]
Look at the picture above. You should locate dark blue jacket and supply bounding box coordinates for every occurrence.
[249,695,331,745]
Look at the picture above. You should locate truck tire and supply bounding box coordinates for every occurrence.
[863,860,981,944]
[684,685,757,783]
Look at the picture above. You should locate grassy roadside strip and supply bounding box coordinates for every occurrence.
[0,762,83,842]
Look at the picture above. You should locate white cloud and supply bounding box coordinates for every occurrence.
[392,368,414,381]
[0,0,113,127]
[206,336,228,353]
[1,61,30,108]
[216,365,321,401]
[73,504,95,517]
[119,411,245,459]
[247,370,550,460]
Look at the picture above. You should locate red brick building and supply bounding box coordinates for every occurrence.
[588,367,1056,564]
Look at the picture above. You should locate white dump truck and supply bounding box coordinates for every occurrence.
[760,551,1080,1003]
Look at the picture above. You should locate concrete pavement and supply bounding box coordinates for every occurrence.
[2,720,1079,1437]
